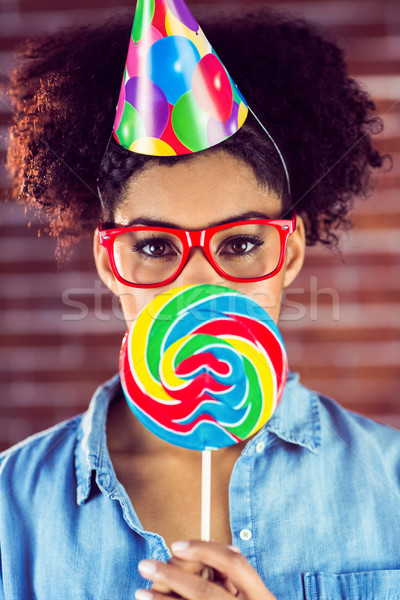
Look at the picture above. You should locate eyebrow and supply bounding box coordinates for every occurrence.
[124,211,274,230]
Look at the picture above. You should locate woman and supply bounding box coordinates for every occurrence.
[1,6,399,600]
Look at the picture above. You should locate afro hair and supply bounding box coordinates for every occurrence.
[5,7,388,253]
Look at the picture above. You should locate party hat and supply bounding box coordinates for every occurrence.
[113,0,249,156]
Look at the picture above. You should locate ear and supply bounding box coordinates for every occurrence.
[93,228,120,296]
[283,214,306,288]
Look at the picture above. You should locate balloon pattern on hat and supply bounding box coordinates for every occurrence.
[113,0,249,156]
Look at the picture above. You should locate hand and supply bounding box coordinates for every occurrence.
[148,549,238,596]
[136,540,277,600]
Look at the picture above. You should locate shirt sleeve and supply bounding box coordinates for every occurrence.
[0,555,5,600]
[0,457,6,600]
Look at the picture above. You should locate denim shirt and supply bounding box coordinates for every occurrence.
[1,372,400,600]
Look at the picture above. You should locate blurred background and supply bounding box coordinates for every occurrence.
[0,0,399,452]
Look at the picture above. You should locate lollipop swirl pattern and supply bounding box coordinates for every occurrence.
[113,0,249,156]
[120,284,287,450]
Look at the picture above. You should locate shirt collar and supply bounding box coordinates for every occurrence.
[75,371,321,504]
[75,374,121,505]
[264,371,321,454]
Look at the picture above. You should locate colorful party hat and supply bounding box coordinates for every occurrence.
[113,0,249,156]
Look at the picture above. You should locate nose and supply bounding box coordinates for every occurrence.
[175,247,225,287]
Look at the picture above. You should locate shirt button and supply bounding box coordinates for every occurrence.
[255,441,265,453]
[102,474,111,488]
[240,529,252,541]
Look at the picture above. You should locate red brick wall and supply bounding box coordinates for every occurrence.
[1,0,399,451]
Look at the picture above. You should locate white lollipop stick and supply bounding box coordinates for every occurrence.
[201,449,213,581]
[201,449,212,541]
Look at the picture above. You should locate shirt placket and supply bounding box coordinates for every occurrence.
[229,446,258,568]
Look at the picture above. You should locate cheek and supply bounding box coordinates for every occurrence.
[229,274,285,324]
[116,284,160,327]
[117,280,199,326]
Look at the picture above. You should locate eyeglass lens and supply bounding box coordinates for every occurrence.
[112,224,282,285]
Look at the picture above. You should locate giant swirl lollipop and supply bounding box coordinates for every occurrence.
[119,283,287,451]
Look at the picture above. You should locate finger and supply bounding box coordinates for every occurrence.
[151,556,235,596]
[135,589,181,600]
[220,576,239,597]
[150,581,176,594]
[151,573,236,598]
[160,557,237,596]
[138,559,231,600]
[151,557,204,594]
[170,541,276,599]
[169,556,204,573]
[169,547,237,595]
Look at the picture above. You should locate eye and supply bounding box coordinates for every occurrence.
[145,240,167,257]
[220,235,263,256]
[230,239,254,254]
[134,237,178,258]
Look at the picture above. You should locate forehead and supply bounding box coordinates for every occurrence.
[116,152,283,229]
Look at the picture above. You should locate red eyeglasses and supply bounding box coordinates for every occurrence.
[98,213,296,288]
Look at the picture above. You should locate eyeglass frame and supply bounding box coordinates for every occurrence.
[98,213,297,289]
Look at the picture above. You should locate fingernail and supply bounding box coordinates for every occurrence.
[135,591,153,600]
[171,540,190,553]
[138,560,158,576]
[228,545,241,554]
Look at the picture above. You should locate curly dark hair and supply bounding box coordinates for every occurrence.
[5,6,387,253]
